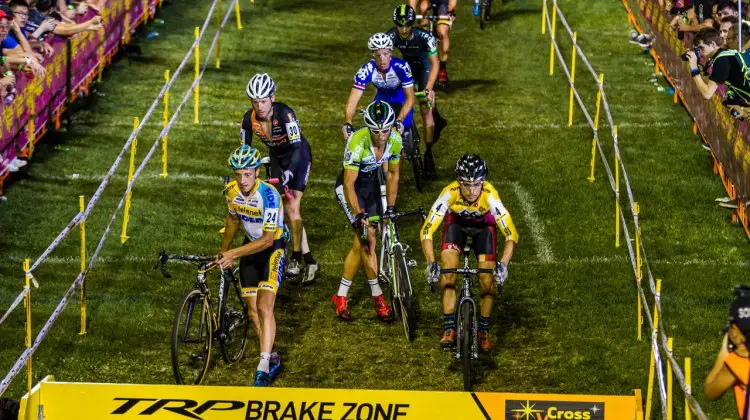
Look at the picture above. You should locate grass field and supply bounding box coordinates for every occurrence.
[1,0,750,417]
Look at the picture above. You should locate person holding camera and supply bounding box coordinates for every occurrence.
[686,28,750,106]
[705,286,750,419]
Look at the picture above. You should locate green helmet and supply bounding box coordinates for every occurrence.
[228,145,262,170]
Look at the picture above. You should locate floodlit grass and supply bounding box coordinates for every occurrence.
[1,0,749,417]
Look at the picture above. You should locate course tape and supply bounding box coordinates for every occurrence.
[0,0,233,397]
[0,287,29,327]
[544,1,709,418]
[26,0,221,275]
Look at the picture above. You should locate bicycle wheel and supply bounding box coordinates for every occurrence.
[408,126,424,192]
[394,245,417,341]
[219,275,249,364]
[171,289,212,385]
[479,2,486,30]
[459,299,474,391]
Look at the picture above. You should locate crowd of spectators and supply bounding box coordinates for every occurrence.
[0,0,103,172]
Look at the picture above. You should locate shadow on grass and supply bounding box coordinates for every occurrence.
[441,79,498,94]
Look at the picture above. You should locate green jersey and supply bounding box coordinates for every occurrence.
[343,128,403,173]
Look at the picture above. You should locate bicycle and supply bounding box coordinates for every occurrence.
[473,0,492,29]
[155,250,249,385]
[433,245,494,391]
[375,208,426,341]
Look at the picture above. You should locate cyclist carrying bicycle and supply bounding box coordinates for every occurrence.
[420,154,518,352]
[241,73,319,285]
[333,101,401,322]
[343,33,415,144]
[218,145,286,387]
[409,0,455,85]
[388,4,448,178]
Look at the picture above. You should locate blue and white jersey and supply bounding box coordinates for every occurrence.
[353,58,414,104]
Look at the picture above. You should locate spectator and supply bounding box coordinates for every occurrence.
[686,28,750,105]
[720,15,739,49]
[716,0,740,23]
[0,5,44,77]
[670,0,715,34]
[704,286,750,419]
[34,0,103,36]
[8,1,45,61]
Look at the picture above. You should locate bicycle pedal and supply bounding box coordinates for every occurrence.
[407,259,417,268]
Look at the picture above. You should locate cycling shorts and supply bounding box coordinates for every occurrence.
[408,58,431,92]
[334,169,384,228]
[239,237,286,297]
[269,140,312,193]
[441,213,497,261]
[375,92,414,128]
[431,0,452,25]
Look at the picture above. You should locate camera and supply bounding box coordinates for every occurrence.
[680,46,702,62]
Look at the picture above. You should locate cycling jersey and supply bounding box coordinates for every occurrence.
[353,58,414,127]
[240,102,312,192]
[421,180,519,243]
[225,179,285,242]
[343,128,403,174]
[386,27,438,63]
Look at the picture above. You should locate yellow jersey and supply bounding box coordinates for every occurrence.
[420,180,519,243]
[225,180,285,241]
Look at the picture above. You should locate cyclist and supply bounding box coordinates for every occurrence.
[387,4,448,178]
[333,101,401,322]
[218,145,286,387]
[420,154,518,352]
[409,0,455,85]
[343,33,415,144]
[241,73,319,285]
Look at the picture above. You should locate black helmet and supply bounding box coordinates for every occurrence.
[363,100,396,130]
[393,4,416,27]
[455,154,488,182]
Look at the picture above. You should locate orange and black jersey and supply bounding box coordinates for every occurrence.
[240,102,308,157]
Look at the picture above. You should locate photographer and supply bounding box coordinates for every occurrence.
[686,28,750,105]
[705,286,750,418]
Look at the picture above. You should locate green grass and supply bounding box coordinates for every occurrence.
[1,0,749,417]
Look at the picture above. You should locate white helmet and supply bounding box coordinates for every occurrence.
[368,33,393,51]
[246,73,276,99]
[363,100,395,130]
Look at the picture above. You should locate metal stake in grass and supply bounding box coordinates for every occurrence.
[194,27,200,124]
[667,337,673,420]
[235,0,244,30]
[645,279,662,420]
[615,125,620,248]
[541,0,546,35]
[685,357,692,420]
[548,2,556,76]
[24,258,32,393]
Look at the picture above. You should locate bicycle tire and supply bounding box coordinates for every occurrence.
[460,299,474,391]
[219,275,249,364]
[479,4,486,30]
[171,289,212,385]
[394,246,417,341]
[408,126,424,192]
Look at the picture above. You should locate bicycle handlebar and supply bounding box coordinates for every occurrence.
[381,207,426,222]
[154,249,217,278]
[439,267,495,275]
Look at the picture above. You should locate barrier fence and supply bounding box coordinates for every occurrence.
[0,0,243,397]
[542,0,709,418]
[627,0,750,240]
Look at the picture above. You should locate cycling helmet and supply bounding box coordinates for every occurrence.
[246,73,276,99]
[393,4,416,26]
[228,145,262,170]
[368,33,393,51]
[363,100,396,130]
[455,154,488,182]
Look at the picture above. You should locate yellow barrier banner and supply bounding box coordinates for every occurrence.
[20,377,640,420]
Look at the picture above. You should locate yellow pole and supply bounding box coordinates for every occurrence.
[194,27,200,124]
[615,126,620,248]
[587,137,596,183]
[23,258,32,394]
[568,32,577,128]
[235,0,244,30]
[594,73,604,130]
[79,195,87,335]
[121,118,138,243]
[637,284,642,341]
[161,70,169,178]
[685,357,692,420]
[635,202,641,280]
[645,279,662,420]
[667,337,673,420]
[216,0,221,69]
[541,0,546,34]
[548,3,556,76]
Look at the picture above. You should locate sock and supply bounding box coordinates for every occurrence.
[440,61,447,70]
[337,278,352,297]
[478,316,490,332]
[258,352,271,373]
[292,251,302,262]
[425,144,433,154]
[443,313,456,330]
[303,252,316,265]
[367,278,383,297]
